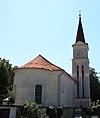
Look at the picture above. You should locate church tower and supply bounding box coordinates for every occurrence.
[72,14,91,107]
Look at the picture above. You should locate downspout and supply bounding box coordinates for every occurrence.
[58,71,64,106]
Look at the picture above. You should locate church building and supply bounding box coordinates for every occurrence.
[13,15,91,110]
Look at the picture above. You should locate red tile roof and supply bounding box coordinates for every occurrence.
[19,55,62,71]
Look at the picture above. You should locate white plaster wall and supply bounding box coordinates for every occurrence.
[14,69,60,106]
[59,73,76,107]
[14,69,76,107]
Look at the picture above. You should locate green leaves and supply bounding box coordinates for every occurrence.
[90,67,100,101]
[7,90,15,105]
[23,101,39,118]
[24,101,39,111]
[17,101,46,118]
[0,58,14,102]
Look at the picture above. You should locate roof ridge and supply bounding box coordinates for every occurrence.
[38,55,62,69]
[19,55,62,71]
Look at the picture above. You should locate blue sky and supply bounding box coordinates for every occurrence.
[0,0,100,74]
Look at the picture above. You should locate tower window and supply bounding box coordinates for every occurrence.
[77,65,79,98]
[82,65,84,98]
[35,85,42,104]
[82,65,84,78]
[77,65,79,79]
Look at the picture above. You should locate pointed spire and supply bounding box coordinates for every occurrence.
[76,13,85,43]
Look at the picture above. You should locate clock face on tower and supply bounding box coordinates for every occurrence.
[76,50,84,57]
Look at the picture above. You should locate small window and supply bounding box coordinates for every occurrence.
[35,85,42,104]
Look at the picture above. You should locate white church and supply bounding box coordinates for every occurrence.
[13,15,91,112]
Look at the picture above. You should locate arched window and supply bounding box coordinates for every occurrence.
[35,85,42,104]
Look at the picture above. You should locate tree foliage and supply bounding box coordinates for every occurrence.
[7,91,15,105]
[19,101,39,118]
[0,58,15,102]
[90,67,100,101]
[16,101,46,118]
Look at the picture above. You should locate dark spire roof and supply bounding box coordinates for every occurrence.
[76,14,85,43]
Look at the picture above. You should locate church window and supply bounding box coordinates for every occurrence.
[82,65,84,78]
[35,85,42,104]
[77,65,79,79]
[82,65,84,98]
[77,65,79,98]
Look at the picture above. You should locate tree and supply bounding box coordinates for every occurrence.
[23,101,39,118]
[0,58,15,103]
[90,67,100,101]
[17,101,47,118]
[7,91,15,105]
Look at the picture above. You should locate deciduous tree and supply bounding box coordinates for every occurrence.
[0,58,15,103]
[90,67,100,101]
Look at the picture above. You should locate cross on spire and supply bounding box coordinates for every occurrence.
[79,10,81,17]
